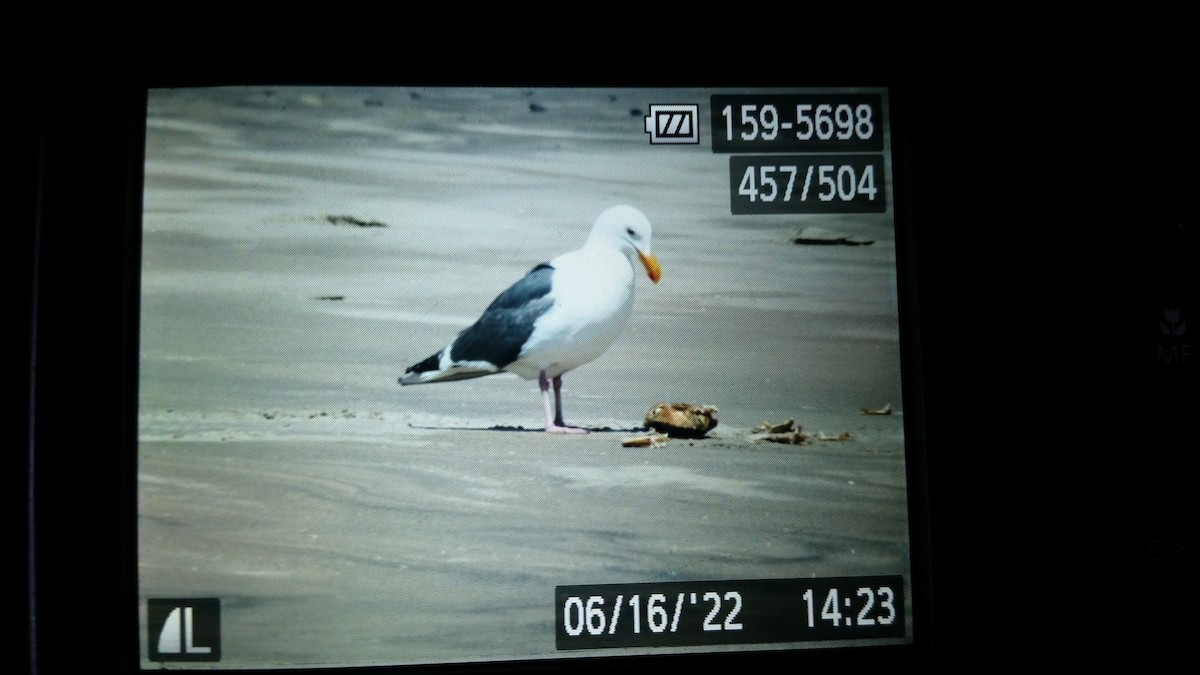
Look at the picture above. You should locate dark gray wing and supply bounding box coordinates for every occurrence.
[447,263,556,369]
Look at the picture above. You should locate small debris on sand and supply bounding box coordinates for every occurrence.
[791,226,873,246]
[747,419,809,444]
[621,433,670,448]
[817,431,853,441]
[325,214,387,228]
[752,419,798,434]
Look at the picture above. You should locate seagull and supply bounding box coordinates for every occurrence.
[399,205,662,434]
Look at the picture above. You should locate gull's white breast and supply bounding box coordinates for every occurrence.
[508,245,636,379]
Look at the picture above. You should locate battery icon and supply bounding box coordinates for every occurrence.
[644,104,700,144]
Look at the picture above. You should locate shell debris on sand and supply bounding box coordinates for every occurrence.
[816,431,852,441]
[747,418,810,445]
[746,419,854,445]
[621,433,670,448]
[643,402,719,438]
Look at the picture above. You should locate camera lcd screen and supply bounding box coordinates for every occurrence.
[135,85,923,669]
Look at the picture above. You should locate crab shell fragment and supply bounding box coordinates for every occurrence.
[621,433,670,448]
[644,402,719,438]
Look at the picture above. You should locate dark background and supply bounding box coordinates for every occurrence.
[7,37,1196,672]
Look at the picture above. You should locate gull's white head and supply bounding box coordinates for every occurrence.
[586,205,662,283]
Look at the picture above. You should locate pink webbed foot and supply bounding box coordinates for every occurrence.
[544,423,589,435]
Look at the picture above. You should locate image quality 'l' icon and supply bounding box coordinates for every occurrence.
[148,598,221,662]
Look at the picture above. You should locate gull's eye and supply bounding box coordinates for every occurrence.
[626,227,636,236]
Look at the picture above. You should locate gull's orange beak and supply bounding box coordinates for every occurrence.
[638,250,662,283]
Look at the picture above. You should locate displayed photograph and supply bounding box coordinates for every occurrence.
[136,85,915,668]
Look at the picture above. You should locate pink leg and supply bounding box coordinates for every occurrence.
[539,370,588,434]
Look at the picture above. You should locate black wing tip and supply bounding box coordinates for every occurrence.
[411,352,442,372]
[399,351,443,384]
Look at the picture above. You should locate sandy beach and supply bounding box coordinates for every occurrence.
[136,86,913,668]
